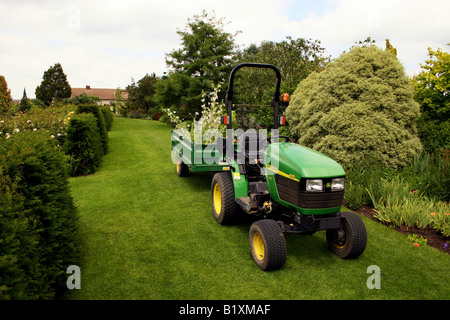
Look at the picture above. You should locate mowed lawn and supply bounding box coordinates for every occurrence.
[65,117,449,300]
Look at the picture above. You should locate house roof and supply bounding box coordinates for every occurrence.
[71,86,128,100]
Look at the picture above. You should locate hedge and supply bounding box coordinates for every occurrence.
[64,113,103,176]
[0,131,79,299]
[75,103,108,154]
[100,105,113,131]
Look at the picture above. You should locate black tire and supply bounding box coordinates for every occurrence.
[326,211,367,259]
[249,219,287,271]
[176,157,189,177]
[211,172,241,224]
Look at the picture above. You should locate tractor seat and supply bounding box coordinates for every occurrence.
[238,131,268,161]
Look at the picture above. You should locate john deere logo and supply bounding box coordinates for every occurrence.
[326,182,332,189]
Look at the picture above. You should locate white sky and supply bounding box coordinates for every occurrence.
[1,0,449,99]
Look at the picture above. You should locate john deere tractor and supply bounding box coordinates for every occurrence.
[172,63,367,270]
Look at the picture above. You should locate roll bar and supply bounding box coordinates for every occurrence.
[224,63,282,129]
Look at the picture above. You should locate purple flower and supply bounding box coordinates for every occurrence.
[444,243,448,249]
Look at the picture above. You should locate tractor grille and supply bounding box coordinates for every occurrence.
[275,174,344,209]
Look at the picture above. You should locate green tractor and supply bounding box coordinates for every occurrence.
[172,63,367,270]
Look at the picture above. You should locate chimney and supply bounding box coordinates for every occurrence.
[86,85,91,90]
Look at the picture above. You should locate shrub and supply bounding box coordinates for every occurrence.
[64,113,103,176]
[0,131,79,299]
[100,106,113,131]
[75,103,108,154]
[287,45,422,170]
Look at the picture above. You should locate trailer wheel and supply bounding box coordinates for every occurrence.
[176,157,189,177]
[326,211,367,259]
[249,219,287,271]
[211,172,240,224]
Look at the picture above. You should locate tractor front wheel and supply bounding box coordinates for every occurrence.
[249,219,287,271]
[326,211,367,259]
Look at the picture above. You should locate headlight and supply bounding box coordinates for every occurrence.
[306,179,323,192]
[331,178,345,191]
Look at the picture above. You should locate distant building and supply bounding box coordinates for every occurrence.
[70,85,128,106]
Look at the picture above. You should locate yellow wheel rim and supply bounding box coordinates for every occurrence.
[252,232,265,261]
[213,183,222,215]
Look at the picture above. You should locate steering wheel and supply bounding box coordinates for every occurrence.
[267,136,291,143]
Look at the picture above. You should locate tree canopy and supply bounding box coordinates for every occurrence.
[412,46,450,152]
[287,45,422,169]
[154,10,239,119]
[35,63,71,106]
[232,37,329,129]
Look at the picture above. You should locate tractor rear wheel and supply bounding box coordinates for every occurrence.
[211,172,241,224]
[249,219,287,271]
[326,211,367,259]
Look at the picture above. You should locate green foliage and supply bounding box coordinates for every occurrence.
[344,152,449,236]
[75,103,108,154]
[64,113,103,176]
[154,10,239,117]
[125,73,159,116]
[35,63,72,106]
[368,177,449,235]
[100,105,113,131]
[412,47,450,152]
[0,131,79,299]
[404,152,450,202]
[0,105,76,146]
[0,75,13,115]
[232,37,329,130]
[63,93,100,105]
[287,45,422,170]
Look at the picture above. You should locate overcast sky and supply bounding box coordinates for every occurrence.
[1,0,449,99]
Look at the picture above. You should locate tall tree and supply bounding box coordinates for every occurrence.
[18,88,30,112]
[155,10,239,118]
[232,37,329,129]
[35,63,71,106]
[0,75,13,115]
[412,46,450,152]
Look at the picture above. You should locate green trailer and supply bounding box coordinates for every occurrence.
[171,63,367,271]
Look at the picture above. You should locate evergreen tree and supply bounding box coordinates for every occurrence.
[35,63,71,106]
[18,88,31,112]
[287,45,422,170]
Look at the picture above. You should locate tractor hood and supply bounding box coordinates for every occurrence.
[264,142,345,180]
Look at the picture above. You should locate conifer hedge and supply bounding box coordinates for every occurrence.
[64,113,103,176]
[0,131,79,299]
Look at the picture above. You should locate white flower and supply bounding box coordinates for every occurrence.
[51,135,55,139]
[5,133,11,139]
[33,128,37,131]
[14,128,20,133]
